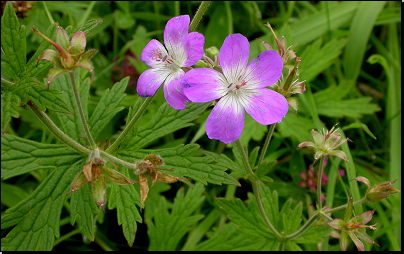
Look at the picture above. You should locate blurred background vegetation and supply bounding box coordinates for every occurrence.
[1,1,401,251]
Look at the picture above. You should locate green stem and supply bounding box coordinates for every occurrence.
[232,140,284,240]
[28,102,90,156]
[257,123,276,166]
[327,197,367,214]
[106,97,154,153]
[316,156,326,212]
[99,150,137,171]
[189,1,212,32]
[53,229,81,247]
[68,72,96,149]
[285,212,320,240]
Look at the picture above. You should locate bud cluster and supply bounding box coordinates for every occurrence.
[258,23,306,113]
[356,176,401,203]
[69,149,134,208]
[135,154,187,207]
[33,25,97,88]
[298,123,352,164]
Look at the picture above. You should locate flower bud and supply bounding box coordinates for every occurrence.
[298,123,352,164]
[205,46,220,61]
[193,59,208,68]
[32,25,96,88]
[356,176,401,203]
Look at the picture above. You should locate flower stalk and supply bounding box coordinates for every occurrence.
[68,71,96,149]
[106,96,154,154]
[257,123,276,166]
[189,1,212,32]
[317,156,326,212]
[233,139,284,241]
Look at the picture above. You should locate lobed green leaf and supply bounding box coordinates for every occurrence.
[147,183,205,250]
[89,77,128,139]
[120,102,210,151]
[1,159,84,250]
[1,133,82,179]
[108,168,142,247]
[1,2,26,79]
[119,144,239,186]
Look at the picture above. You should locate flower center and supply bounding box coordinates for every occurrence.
[151,48,174,65]
[227,79,247,92]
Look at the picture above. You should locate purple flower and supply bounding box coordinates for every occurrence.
[137,15,205,109]
[182,34,288,144]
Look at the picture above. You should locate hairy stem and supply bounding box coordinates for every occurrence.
[106,96,154,154]
[285,197,368,241]
[317,156,326,212]
[232,140,284,240]
[257,123,276,166]
[189,1,211,32]
[28,101,91,156]
[28,101,141,172]
[68,71,96,149]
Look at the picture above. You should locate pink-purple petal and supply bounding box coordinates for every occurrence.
[183,68,228,103]
[137,68,169,97]
[243,88,288,125]
[140,39,169,68]
[164,15,190,56]
[182,32,205,67]
[219,34,250,83]
[244,50,283,89]
[163,69,189,110]
[206,95,245,144]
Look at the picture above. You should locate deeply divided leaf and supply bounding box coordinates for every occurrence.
[1,133,82,179]
[147,183,205,250]
[1,159,84,250]
[119,144,239,186]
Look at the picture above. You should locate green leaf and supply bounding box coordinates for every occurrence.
[216,198,274,239]
[27,83,72,114]
[204,150,248,176]
[1,182,30,208]
[316,97,381,118]
[1,159,84,250]
[342,122,377,139]
[108,168,142,247]
[121,102,210,151]
[147,184,205,251]
[53,75,91,144]
[277,112,315,144]
[257,182,280,230]
[282,201,303,235]
[89,77,128,139]
[1,91,20,133]
[73,19,104,35]
[293,224,332,244]
[69,182,99,241]
[343,1,387,82]
[1,133,82,179]
[239,113,268,146]
[1,2,26,79]
[299,37,348,82]
[119,144,239,186]
[284,241,303,251]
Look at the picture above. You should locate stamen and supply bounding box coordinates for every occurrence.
[227,83,233,88]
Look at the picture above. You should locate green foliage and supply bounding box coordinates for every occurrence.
[89,77,128,139]
[1,133,81,179]
[147,183,205,250]
[1,0,400,251]
[108,170,143,247]
[1,159,84,251]
[119,144,239,186]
